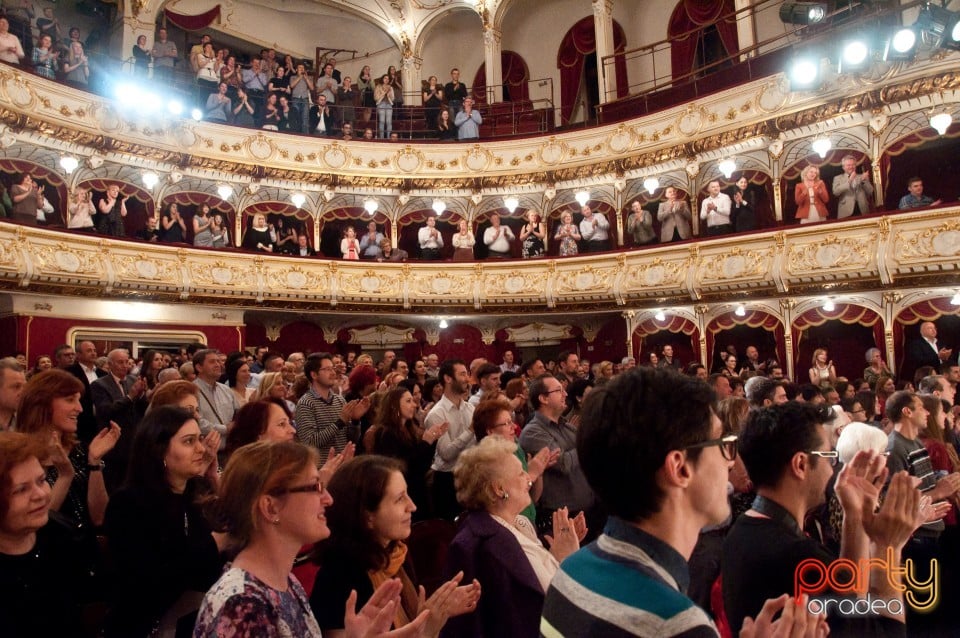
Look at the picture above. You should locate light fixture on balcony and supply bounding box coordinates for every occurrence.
[930,112,953,136]
[432,199,446,215]
[718,158,737,179]
[788,55,821,90]
[503,196,519,213]
[290,192,307,209]
[363,198,379,215]
[439,319,449,329]
[59,155,79,174]
[838,37,870,73]
[643,176,660,195]
[574,191,590,207]
[951,292,960,306]
[654,310,666,322]
[142,171,159,190]
[884,26,917,62]
[166,99,183,116]
[811,137,832,159]
[216,184,233,200]
[191,108,203,122]
[823,299,836,312]
[734,304,746,317]
[779,2,827,25]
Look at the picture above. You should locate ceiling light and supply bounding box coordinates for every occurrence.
[142,171,159,190]
[216,184,233,200]
[779,2,827,25]
[503,196,519,213]
[439,319,449,329]
[734,305,746,317]
[432,199,446,215]
[654,310,666,322]
[718,158,737,179]
[823,299,836,312]
[574,191,590,207]
[930,112,953,136]
[812,137,832,158]
[59,155,79,174]
[884,27,917,61]
[363,198,379,215]
[643,176,660,194]
[166,100,183,116]
[951,292,960,306]
[191,108,203,121]
[788,56,821,90]
[290,192,306,209]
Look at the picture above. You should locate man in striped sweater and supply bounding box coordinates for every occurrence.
[541,367,824,637]
[295,352,369,464]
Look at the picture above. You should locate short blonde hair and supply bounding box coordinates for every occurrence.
[454,436,517,511]
[256,371,284,401]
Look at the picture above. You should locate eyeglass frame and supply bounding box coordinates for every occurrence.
[271,479,326,496]
[683,434,738,461]
[806,450,839,466]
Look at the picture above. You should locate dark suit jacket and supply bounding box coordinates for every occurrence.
[906,337,956,374]
[66,362,107,443]
[440,510,546,638]
[309,105,337,135]
[90,374,147,493]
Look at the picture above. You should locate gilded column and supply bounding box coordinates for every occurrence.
[482,26,503,104]
[622,310,636,359]
[592,0,617,104]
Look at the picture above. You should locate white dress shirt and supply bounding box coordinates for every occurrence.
[700,193,732,227]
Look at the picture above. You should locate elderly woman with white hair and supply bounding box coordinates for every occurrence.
[862,347,891,388]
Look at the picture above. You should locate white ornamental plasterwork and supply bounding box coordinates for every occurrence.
[31,243,102,277]
[554,265,614,295]
[894,220,960,262]
[410,271,471,297]
[696,247,773,284]
[322,143,350,170]
[338,269,402,297]
[347,325,416,347]
[113,254,181,284]
[483,270,543,297]
[190,260,257,289]
[623,257,689,291]
[505,323,573,346]
[262,264,329,293]
[786,234,875,275]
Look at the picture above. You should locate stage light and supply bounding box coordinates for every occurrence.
[503,196,519,213]
[59,156,79,174]
[812,137,832,159]
[718,158,737,179]
[839,37,869,73]
[735,305,746,317]
[363,198,379,215]
[823,299,835,312]
[917,4,960,50]
[951,292,960,306]
[166,100,183,116]
[654,310,666,322]
[432,199,446,215]
[574,191,590,207]
[191,108,203,121]
[114,83,140,108]
[439,319,449,329]
[142,171,159,190]
[884,27,917,61]
[930,112,953,136]
[216,184,233,200]
[779,2,827,25]
[290,192,306,209]
[643,176,660,194]
[789,57,821,90]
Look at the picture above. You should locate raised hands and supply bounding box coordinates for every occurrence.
[345,579,430,638]
[526,446,560,481]
[88,421,121,464]
[865,471,922,550]
[417,570,482,636]
[740,594,829,638]
[320,442,356,485]
[422,421,448,445]
[545,507,583,562]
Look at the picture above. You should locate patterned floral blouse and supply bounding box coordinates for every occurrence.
[193,566,321,637]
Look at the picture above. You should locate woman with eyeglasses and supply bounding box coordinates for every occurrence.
[195,441,432,637]
[442,433,582,638]
[102,406,225,637]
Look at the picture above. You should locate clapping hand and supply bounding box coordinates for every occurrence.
[201,429,221,478]
[319,442,356,485]
[88,421,122,464]
[344,579,430,638]
[739,594,828,638]
[527,446,560,481]
[545,507,583,562]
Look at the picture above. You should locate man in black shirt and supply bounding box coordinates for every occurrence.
[723,403,920,637]
[444,67,468,115]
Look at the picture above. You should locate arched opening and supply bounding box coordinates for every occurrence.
[895,298,960,384]
[706,310,785,375]
[158,192,235,247]
[633,315,699,370]
[880,126,960,211]
[318,209,392,259]
[781,150,870,224]
[240,202,313,254]
[0,159,68,228]
[556,16,628,126]
[695,171,774,234]
[77,178,154,238]
[397,211,463,260]
[793,304,884,383]
[669,0,740,82]
[472,50,531,104]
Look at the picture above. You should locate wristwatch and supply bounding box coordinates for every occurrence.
[87,460,105,472]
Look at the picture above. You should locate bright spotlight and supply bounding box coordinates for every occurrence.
[951,292,960,306]
[789,57,820,90]
[503,196,519,213]
[141,92,162,113]
[643,177,660,195]
[363,198,379,215]
[438,319,449,329]
[114,83,140,108]
[216,184,233,200]
[654,310,666,322]
[59,156,79,174]
[142,171,159,190]
[167,100,183,116]
[574,191,590,207]
[839,39,869,73]
[812,137,832,159]
[191,108,203,121]
[884,27,917,61]
[718,158,737,179]
[290,192,307,209]
[823,299,835,312]
[432,199,446,215]
[930,112,953,136]
[779,2,827,26]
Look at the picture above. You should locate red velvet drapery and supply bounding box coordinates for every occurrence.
[158,192,235,247]
[397,211,463,260]
[0,159,67,227]
[695,169,775,231]
[706,309,785,372]
[473,51,531,103]
[164,5,221,31]
[633,315,700,368]
[557,17,628,125]
[78,179,154,237]
[793,304,883,382]
[669,0,740,81]
[880,126,960,210]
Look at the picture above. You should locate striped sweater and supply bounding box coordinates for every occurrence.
[541,517,718,638]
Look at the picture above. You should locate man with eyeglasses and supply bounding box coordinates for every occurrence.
[723,402,922,636]
[519,374,600,541]
[543,367,823,636]
[296,353,369,464]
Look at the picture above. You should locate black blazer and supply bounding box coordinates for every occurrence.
[65,362,107,443]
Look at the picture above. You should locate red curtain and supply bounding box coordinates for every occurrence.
[164,5,221,31]
[706,309,785,370]
[557,17,629,125]
[895,298,960,379]
[793,304,883,381]
[545,201,617,256]
[473,51,531,103]
[158,192,235,247]
[78,179,154,237]
[0,159,67,227]
[694,169,774,231]
[669,0,740,81]
[396,210,464,259]
[880,127,960,211]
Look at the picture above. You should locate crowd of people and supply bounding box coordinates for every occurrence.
[1,321,958,636]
